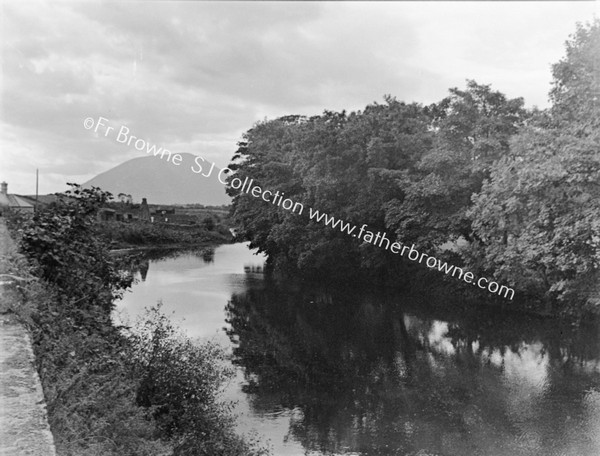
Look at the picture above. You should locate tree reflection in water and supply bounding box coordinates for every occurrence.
[225,285,600,456]
[117,247,216,282]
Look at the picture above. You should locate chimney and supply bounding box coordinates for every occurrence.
[0,182,7,195]
[139,197,150,221]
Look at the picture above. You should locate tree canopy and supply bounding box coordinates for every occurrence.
[228,20,600,313]
[468,19,600,310]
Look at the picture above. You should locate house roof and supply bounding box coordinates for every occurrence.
[0,193,34,209]
[23,194,60,205]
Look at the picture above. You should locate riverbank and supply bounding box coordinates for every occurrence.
[2,186,269,456]
[109,240,227,255]
[95,220,232,251]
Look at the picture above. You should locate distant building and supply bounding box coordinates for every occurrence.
[95,197,198,225]
[152,207,175,215]
[97,207,117,222]
[97,197,152,223]
[0,182,35,216]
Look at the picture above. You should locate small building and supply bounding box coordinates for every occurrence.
[0,182,35,216]
[97,207,117,222]
[96,197,152,223]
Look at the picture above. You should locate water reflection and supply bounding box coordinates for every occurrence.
[118,244,600,456]
[119,247,217,282]
[115,244,265,340]
[226,285,600,456]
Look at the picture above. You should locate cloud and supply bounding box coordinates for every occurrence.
[0,0,597,194]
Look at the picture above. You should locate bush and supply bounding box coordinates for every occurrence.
[202,216,216,231]
[126,305,269,456]
[17,185,132,310]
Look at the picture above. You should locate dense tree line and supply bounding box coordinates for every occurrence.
[228,21,600,312]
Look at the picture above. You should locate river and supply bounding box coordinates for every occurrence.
[115,242,600,456]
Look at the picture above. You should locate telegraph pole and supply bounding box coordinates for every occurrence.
[35,168,39,211]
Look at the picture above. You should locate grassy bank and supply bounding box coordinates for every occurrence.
[94,220,231,250]
[4,185,267,456]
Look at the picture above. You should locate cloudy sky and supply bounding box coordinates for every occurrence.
[1,1,598,195]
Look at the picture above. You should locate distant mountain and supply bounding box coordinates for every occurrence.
[83,153,231,205]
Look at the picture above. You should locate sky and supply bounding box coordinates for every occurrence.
[1,0,599,195]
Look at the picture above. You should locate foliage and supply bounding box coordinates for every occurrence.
[202,216,216,231]
[8,184,268,455]
[228,21,600,312]
[467,128,600,298]
[385,80,526,249]
[30,287,169,456]
[228,84,525,281]
[16,184,132,310]
[126,305,269,456]
[467,20,600,308]
[550,18,600,135]
[228,101,433,281]
[9,185,166,454]
[94,220,229,248]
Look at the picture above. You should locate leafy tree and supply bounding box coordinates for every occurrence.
[467,21,600,308]
[468,128,600,301]
[228,117,306,269]
[385,81,527,250]
[228,101,432,280]
[550,19,600,135]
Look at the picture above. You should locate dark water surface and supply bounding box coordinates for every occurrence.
[116,243,600,456]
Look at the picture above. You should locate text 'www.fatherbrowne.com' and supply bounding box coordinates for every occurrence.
[83,115,514,300]
[226,175,514,301]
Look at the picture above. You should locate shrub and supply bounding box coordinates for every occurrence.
[202,216,216,231]
[126,305,270,456]
[17,185,132,310]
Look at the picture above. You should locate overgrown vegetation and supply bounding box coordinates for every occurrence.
[227,21,600,313]
[94,220,230,249]
[128,305,268,456]
[6,185,268,456]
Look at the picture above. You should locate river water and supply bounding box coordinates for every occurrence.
[116,242,600,456]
